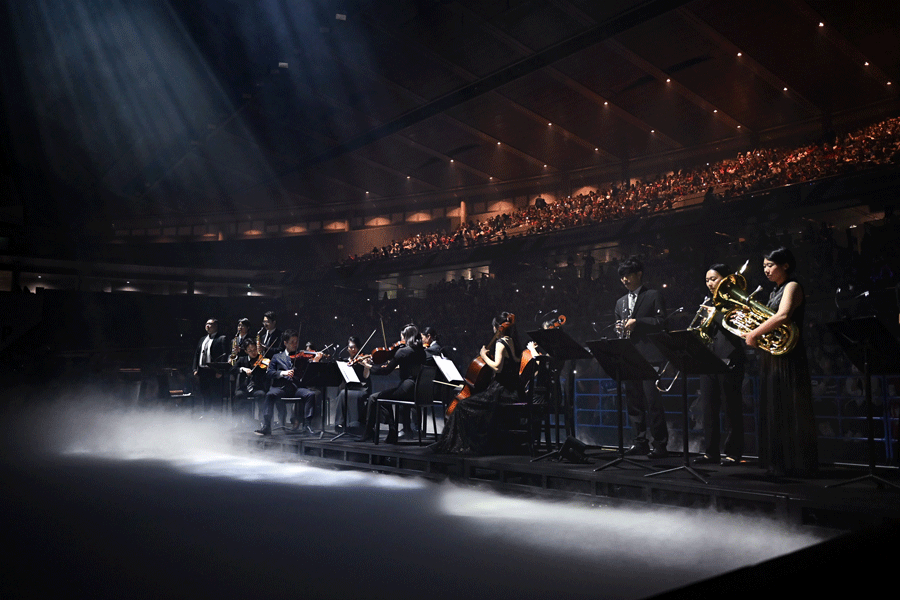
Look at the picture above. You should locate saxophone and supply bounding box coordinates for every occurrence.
[711,262,799,356]
[228,325,241,365]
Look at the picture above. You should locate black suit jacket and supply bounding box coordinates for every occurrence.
[258,328,283,357]
[615,287,668,364]
[193,334,228,372]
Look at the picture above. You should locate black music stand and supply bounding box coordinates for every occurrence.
[585,339,659,472]
[827,317,900,490]
[330,361,364,442]
[645,331,728,484]
[298,361,344,439]
[527,327,592,453]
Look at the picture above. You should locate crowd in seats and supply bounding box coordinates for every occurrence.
[343,116,900,264]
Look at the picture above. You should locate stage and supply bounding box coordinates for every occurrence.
[238,429,899,530]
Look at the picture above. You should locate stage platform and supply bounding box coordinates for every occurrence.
[234,430,900,531]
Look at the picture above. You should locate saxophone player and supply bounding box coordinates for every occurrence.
[696,264,746,466]
[615,257,669,458]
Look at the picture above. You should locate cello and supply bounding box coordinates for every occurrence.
[446,314,516,416]
[519,314,565,385]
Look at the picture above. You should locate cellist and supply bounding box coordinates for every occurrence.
[430,312,523,455]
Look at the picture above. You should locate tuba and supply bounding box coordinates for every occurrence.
[711,261,798,356]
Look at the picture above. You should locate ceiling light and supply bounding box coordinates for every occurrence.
[819,22,824,27]
[784,87,788,91]
[548,122,552,126]
[737,52,742,57]
[713,109,717,113]
[666,78,670,82]
[864,62,869,66]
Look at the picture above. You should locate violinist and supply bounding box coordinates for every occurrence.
[421,326,444,362]
[255,330,317,436]
[359,325,426,444]
[232,339,268,428]
[334,336,372,434]
[431,312,524,455]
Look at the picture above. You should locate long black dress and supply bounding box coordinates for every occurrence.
[431,338,522,455]
[757,279,819,477]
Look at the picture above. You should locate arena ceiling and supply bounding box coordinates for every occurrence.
[3,0,899,226]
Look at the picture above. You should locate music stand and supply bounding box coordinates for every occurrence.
[527,328,592,450]
[330,361,363,441]
[298,361,344,439]
[585,339,659,472]
[646,331,728,484]
[827,317,900,490]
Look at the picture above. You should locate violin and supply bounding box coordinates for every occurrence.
[368,341,404,365]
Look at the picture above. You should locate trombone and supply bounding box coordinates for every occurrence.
[654,298,716,392]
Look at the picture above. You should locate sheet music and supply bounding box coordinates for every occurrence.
[434,356,464,383]
[337,361,362,384]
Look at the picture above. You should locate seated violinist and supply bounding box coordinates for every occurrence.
[430,312,524,455]
[255,330,318,436]
[334,335,371,434]
[232,339,268,428]
[359,325,426,444]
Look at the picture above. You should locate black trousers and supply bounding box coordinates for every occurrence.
[364,379,415,437]
[625,375,668,448]
[699,366,745,459]
[263,385,316,428]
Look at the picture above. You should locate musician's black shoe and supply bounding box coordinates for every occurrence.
[384,431,399,444]
[254,427,271,436]
[398,429,418,440]
[624,442,650,456]
[648,447,669,459]
[720,456,741,466]
[693,454,719,464]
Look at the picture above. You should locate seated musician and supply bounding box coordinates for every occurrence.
[359,325,426,444]
[255,330,317,436]
[334,335,372,434]
[430,312,524,455]
[232,339,268,428]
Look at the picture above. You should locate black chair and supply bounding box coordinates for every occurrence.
[374,365,443,445]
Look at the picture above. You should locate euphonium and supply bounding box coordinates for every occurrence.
[711,263,799,356]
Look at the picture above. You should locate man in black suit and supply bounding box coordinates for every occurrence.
[255,330,317,436]
[258,311,283,358]
[232,339,268,429]
[615,258,669,458]
[192,318,228,412]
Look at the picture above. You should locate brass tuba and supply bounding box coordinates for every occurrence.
[711,261,798,356]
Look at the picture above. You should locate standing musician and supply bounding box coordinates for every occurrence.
[334,335,372,434]
[232,339,268,428]
[359,325,426,444]
[696,264,746,466]
[192,318,228,412]
[254,330,317,436]
[615,257,670,458]
[258,311,283,358]
[233,318,253,360]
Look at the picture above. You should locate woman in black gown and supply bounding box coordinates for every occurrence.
[744,247,818,477]
[431,312,523,455]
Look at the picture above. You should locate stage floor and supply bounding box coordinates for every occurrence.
[239,428,900,530]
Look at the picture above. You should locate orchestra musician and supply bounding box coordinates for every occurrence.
[234,318,252,359]
[333,335,372,434]
[744,247,818,477]
[430,312,524,455]
[614,257,670,459]
[232,338,268,428]
[254,330,317,436]
[258,311,283,358]
[696,264,746,466]
[421,326,444,362]
[192,318,227,412]
[359,325,426,444]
